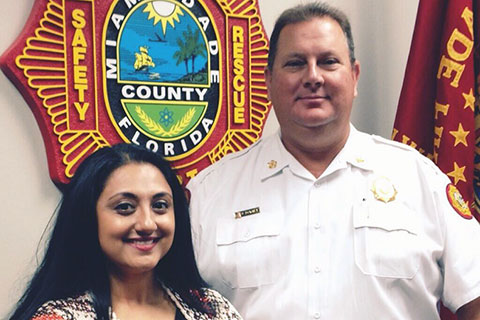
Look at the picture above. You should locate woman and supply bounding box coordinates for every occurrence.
[9,143,242,319]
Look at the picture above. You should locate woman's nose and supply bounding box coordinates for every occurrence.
[135,208,156,234]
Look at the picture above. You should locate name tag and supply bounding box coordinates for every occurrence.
[235,207,260,219]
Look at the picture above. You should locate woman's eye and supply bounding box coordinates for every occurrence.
[152,200,170,211]
[114,202,135,214]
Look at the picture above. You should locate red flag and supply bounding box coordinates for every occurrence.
[393,0,480,318]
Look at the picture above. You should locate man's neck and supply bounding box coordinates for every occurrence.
[280,126,350,178]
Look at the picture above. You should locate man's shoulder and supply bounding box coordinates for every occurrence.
[359,131,417,153]
[188,135,271,188]
[357,131,445,177]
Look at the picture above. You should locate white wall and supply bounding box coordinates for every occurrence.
[0,0,62,317]
[0,0,419,316]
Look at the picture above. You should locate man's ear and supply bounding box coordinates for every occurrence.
[265,67,272,101]
[352,60,360,97]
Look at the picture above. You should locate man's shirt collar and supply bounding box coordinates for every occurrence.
[259,124,374,182]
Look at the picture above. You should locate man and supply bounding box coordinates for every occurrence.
[187,2,480,319]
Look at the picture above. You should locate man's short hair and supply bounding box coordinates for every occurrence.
[267,1,356,70]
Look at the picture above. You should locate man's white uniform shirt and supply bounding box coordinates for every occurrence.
[187,126,480,320]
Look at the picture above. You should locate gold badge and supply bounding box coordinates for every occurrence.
[371,177,397,203]
[235,207,260,219]
[446,184,472,219]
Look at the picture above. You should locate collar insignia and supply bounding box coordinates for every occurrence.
[267,160,277,169]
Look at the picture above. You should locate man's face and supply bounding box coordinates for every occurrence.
[265,17,360,147]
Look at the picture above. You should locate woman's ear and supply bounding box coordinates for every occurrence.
[184,187,191,205]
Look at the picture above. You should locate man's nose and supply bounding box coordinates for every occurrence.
[303,63,324,89]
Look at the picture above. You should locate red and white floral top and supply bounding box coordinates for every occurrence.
[31,286,242,320]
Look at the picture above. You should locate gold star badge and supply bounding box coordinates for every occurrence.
[267,160,277,169]
[371,177,397,203]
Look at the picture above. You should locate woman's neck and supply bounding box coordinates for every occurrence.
[108,271,176,319]
[109,271,160,304]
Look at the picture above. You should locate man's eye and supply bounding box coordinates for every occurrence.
[285,60,304,67]
[322,58,339,65]
[114,202,135,214]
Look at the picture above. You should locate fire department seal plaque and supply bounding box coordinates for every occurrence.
[0,0,271,185]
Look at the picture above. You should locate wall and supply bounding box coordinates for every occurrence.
[0,0,419,316]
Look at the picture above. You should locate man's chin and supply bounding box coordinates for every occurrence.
[295,116,336,129]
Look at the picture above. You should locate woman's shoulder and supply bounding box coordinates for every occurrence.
[167,287,243,320]
[196,288,242,319]
[196,287,234,305]
[31,292,96,320]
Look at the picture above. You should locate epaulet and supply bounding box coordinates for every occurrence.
[188,137,265,186]
[371,134,418,152]
[370,134,445,177]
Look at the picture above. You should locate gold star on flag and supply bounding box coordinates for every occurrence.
[447,162,467,185]
[449,123,470,147]
[462,88,475,111]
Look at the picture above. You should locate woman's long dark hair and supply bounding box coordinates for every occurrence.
[9,143,208,320]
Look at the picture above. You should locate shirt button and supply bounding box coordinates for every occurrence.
[314,266,321,273]
[314,223,321,230]
[314,181,321,187]
[314,312,321,319]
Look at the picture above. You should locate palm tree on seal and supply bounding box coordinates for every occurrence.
[173,37,189,76]
[186,26,206,75]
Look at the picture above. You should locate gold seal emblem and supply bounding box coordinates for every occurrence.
[371,176,397,203]
[446,184,472,219]
[0,0,271,185]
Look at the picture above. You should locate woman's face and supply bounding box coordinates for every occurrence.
[96,162,175,276]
